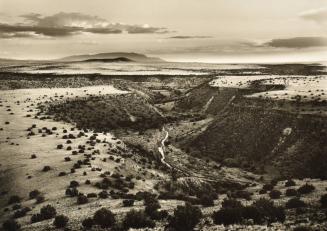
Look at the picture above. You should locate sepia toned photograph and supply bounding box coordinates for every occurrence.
[0,0,326,230]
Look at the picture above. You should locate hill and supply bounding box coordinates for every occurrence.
[81,57,133,63]
[58,52,164,62]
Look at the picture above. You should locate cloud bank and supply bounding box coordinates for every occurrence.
[167,35,213,39]
[0,12,169,38]
[265,37,327,48]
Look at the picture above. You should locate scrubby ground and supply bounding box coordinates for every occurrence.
[0,62,327,231]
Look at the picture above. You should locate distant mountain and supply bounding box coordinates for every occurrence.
[58,52,164,63]
[81,57,134,63]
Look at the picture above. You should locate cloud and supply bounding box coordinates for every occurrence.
[167,35,213,39]
[0,12,169,38]
[265,37,327,48]
[299,8,327,24]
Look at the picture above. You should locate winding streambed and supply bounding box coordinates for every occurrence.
[158,127,172,169]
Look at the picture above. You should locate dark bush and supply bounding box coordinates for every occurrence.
[82,217,94,229]
[98,190,109,199]
[31,205,57,223]
[285,179,296,187]
[31,213,43,223]
[199,194,215,207]
[212,207,243,225]
[8,196,21,205]
[123,210,155,229]
[77,194,88,204]
[57,144,63,149]
[93,208,115,228]
[35,195,45,204]
[262,184,274,191]
[232,190,252,200]
[214,198,285,225]
[122,199,134,207]
[2,219,20,231]
[42,166,51,172]
[65,188,79,197]
[285,198,306,209]
[29,190,40,199]
[252,199,285,224]
[221,198,242,209]
[297,184,315,194]
[293,226,313,231]
[285,189,298,197]
[70,180,79,188]
[269,190,282,199]
[13,207,31,218]
[168,203,202,231]
[53,215,69,228]
[320,194,327,208]
[58,171,66,176]
[87,193,97,198]
[40,205,57,219]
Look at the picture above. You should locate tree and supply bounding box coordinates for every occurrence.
[168,203,202,231]
[93,208,115,228]
[122,210,155,229]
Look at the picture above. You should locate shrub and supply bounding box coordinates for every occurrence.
[297,184,315,194]
[285,189,298,197]
[53,215,69,228]
[8,196,21,205]
[58,171,66,176]
[269,190,282,199]
[31,213,43,223]
[285,179,296,187]
[2,219,20,231]
[252,199,285,224]
[285,198,306,209]
[70,180,79,188]
[212,207,243,225]
[232,190,252,200]
[221,198,242,209]
[42,166,51,172]
[123,210,155,229]
[77,194,88,204]
[122,199,134,207]
[214,198,285,225]
[87,193,97,198]
[57,144,63,149]
[35,195,45,204]
[145,201,161,218]
[98,190,109,199]
[262,184,274,191]
[31,205,57,223]
[144,195,161,218]
[320,194,327,208]
[168,203,202,231]
[293,227,313,231]
[82,217,94,229]
[65,188,79,197]
[13,207,31,218]
[40,205,57,219]
[93,208,116,228]
[29,190,40,199]
[199,194,215,207]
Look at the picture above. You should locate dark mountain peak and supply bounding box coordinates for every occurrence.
[81,57,134,63]
[59,52,164,63]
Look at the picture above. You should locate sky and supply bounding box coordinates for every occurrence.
[0,0,326,63]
